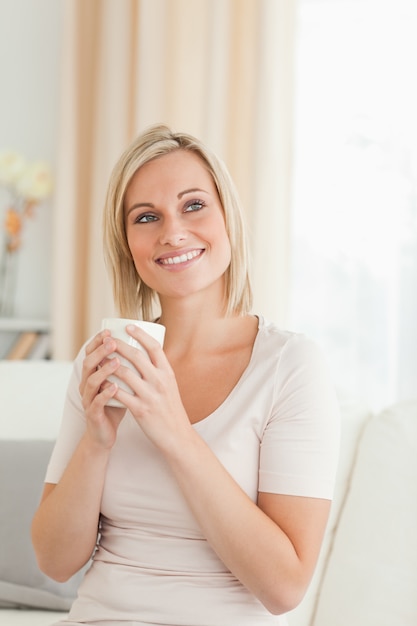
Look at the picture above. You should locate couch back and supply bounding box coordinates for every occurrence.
[289,395,417,626]
[0,360,85,612]
[0,360,73,439]
[311,398,417,626]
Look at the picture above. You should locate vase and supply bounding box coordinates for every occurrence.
[0,243,18,316]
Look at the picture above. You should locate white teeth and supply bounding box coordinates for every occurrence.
[159,250,202,265]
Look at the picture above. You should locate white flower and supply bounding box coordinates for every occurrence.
[15,160,53,201]
[0,151,27,186]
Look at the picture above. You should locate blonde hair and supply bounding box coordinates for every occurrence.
[103,124,252,320]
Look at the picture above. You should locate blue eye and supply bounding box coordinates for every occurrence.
[184,200,205,212]
[135,213,158,224]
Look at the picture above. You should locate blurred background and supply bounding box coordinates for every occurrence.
[0,0,416,413]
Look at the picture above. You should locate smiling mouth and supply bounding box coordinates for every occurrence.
[157,249,204,266]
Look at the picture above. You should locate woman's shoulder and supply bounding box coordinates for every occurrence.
[256,314,310,346]
[255,315,327,368]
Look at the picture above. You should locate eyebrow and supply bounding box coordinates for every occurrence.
[126,188,208,216]
[125,202,153,216]
[177,188,207,199]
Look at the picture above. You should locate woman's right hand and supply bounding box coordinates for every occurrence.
[79,330,126,449]
[32,331,125,582]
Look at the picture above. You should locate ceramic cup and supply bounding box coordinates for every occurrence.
[101,318,166,408]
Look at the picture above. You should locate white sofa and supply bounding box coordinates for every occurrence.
[1,360,416,626]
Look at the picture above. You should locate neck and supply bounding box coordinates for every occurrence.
[157,293,232,358]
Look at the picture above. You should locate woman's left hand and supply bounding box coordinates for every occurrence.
[110,324,192,452]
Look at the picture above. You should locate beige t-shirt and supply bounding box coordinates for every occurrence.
[46,316,340,626]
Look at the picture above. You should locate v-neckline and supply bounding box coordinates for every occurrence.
[190,315,262,428]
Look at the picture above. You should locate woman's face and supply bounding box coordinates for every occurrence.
[124,150,231,303]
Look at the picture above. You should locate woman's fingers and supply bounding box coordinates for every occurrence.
[81,325,166,417]
[85,329,111,357]
[112,325,165,373]
[82,356,120,409]
[127,325,165,364]
[80,331,118,406]
[81,335,115,385]
[76,330,127,450]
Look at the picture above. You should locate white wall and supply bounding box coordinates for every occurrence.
[0,0,64,319]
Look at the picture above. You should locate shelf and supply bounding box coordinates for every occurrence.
[0,318,50,332]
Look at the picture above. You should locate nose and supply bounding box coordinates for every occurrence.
[159,215,187,246]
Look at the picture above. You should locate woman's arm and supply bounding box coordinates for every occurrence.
[31,436,110,581]
[114,326,334,615]
[164,431,330,615]
[31,331,125,582]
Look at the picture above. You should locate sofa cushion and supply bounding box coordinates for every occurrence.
[0,609,68,625]
[0,439,87,610]
[313,399,417,626]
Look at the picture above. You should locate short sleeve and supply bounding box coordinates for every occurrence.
[44,345,87,484]
[258,334,340,499]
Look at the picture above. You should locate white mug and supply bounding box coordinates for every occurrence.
[101,318,166,408]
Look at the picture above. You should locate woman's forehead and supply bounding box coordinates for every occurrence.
[125,150,218,202]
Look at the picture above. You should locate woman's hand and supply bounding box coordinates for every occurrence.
[109,324,192,453]
[79,330,126,449]
[33,331,125,582]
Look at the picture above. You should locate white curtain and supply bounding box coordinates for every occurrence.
[52,0,296,359]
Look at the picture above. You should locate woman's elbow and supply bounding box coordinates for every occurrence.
[41,565,73,584]
[261,578,309,615]
[32,533,85,583]
[31,521,93,582]
[33,553,76,583]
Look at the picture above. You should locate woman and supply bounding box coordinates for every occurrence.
[32,124,340,625]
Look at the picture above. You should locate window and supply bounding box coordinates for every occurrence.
[290,0,417,410]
